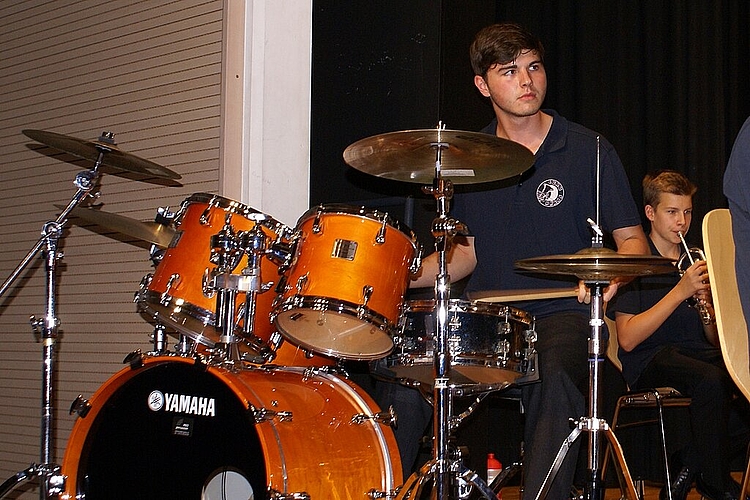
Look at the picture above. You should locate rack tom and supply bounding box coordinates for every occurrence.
[273,204,420,360]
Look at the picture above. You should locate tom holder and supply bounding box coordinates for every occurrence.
[204,215,274,365]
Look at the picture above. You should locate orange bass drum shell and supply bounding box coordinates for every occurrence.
[59,355,402,499]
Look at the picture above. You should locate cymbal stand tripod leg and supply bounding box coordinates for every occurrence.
[532,282,639,500]
[0,160,103,499]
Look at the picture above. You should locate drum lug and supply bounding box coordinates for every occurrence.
[123,349,145,368]
[524,327,538,345]
[361,285,373,307]
[69,394,91,418]
[295,274,309,294]
[367,488,400,499]
[312,207,323,233]
[202,268,217,298]
[160,273,180,305]
[375,218,387,244]
[409,244,424,274]
[199,204,213,225]
[351,405,397,427]
[268,489,311,499]
[252,406,293,423]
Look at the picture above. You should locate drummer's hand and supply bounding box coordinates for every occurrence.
[577,281,589,304]
[577,280,621,304]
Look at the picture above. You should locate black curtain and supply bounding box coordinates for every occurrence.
[312,1,750,246]
[489,1,750,243]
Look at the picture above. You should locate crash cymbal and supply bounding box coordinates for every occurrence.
[515,247,675,281]
[24,129,181,180]
[343,128,535,184]
[57,204,176,248]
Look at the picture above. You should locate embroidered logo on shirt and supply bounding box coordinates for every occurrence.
[536,179,564,207]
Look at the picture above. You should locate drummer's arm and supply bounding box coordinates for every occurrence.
[612,224,650,256]
[410,236,477,289]
[577,224,650,303]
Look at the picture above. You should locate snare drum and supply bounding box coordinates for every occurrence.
[136,194,296,360]
[386,299,538,387]
[60,355,402,499]
[273,204,419,360]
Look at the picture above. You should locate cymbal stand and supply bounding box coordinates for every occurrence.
[396,129,496,500]
[533,221,638,500]
[0,135,113,498]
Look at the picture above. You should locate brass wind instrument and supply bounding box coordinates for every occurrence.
[676,231,715,325]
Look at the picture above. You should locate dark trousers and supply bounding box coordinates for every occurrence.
[521,312,590,500]
[634,345,750,491]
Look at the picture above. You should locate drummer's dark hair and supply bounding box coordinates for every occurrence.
[642,170,697,208]
[470,23,545,77]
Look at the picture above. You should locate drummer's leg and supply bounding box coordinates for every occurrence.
[373,377,433,479]
[521,312,589,500]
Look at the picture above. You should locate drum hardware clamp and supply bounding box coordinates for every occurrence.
[351,405,398,427]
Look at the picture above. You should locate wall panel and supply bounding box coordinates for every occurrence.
[0,1,223,495]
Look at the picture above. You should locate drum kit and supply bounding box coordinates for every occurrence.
[0,126,675,500]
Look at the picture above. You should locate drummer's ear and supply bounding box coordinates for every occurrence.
[474,75,490,97]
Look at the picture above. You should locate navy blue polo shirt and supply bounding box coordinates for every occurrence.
[606,238,716,387]
[453,109,642,318]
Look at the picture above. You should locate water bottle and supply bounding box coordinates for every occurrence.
[487,453,503,499]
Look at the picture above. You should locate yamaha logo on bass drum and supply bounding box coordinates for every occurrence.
[147,389,216,417]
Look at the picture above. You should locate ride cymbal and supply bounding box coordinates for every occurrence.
[57,204,176,248]
[24,129,181,180]
[515,247,675,281]
[343,128,535,184]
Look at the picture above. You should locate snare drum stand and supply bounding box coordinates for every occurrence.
[396,135,497,500]
[0,149,107,498]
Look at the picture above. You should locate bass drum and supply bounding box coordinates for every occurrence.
[60,356,402,499]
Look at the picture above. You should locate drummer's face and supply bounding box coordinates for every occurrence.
[474,49,547,119]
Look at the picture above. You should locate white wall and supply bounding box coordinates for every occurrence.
[221,0,312,228]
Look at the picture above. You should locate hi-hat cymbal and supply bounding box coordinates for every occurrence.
[24,129,181,180]
[515,247,675,281]
[57,204,176,248]
[343,128,535,184]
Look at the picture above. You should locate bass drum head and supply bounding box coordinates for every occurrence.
[63,359,266,499]
[62,356,402,499]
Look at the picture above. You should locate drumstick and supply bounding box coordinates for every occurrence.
[467,287,579,303]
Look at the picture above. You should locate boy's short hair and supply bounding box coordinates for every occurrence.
[642,170,698,208]
[470,23,545,77]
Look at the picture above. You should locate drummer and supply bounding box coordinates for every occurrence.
[410,23,649,498]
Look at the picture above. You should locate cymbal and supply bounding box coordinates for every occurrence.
[57,204,176,248]
[343,128,535,184]
[515,247,675,281]
[24,129,181,180]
